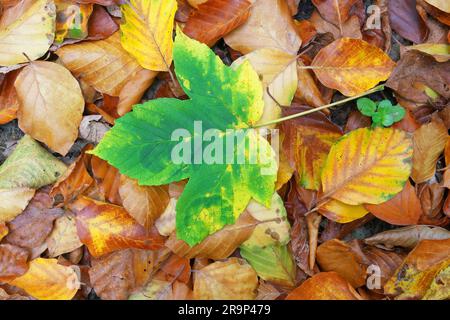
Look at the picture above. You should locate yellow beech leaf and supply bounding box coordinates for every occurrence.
[56,33,153,97]
[15,61,84,156]
[193,257,258,300]
[0,0,56,66]
[321,127,413,206]
[9,258,80,300]
[318,199,369,223]
[120,0,177,71]
[0,188,35,223]
[0,223,8,241]
[74,197,164,257]
[310,38,396,96]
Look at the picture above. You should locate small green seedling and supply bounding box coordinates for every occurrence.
[357,98,406,127]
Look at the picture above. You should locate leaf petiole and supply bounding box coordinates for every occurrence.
[252,84,385,128]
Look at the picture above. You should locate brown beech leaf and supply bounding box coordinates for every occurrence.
[224,0,301,55]
[290,216,313,275]
[0,69,20,125]
[281,104,342,190]
[411,118,448,183]
[418,182,448,226]
[256,280,281,300]
[312,0,360,28]
[295,60,328,108]
[15,61,84,156]
[8,258,79,300]
[316,239,368,288]
[384,239,450,299]
[89,248,165,300]
[87,5,119,40]
[365,225,450,250]
[193,257,258,300]
[4,191,63,254]
[166,210,256,260]
[309,38,396,96]
[119,176,170,232]
[286,272,362,300]
[74,197,164,257]
[309,10,362,41]
[388,0,429,43]
[0,244,29,282]
[183,0,251,47]
[50,145,94,207]
[365,180,422,225]
[46,214,83,258]
[386,50,450,104]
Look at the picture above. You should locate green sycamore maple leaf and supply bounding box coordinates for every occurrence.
[90,31,277,246]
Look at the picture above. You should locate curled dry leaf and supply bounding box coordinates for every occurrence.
[364,225,450,250]
[310,38,396,96]
[15,61,84,155]
[411,118,448,183]
[0,244,29,282]
[90,155,121,205]
[119,176,170,232]
[8,258,79,300]
[384,239,450,299]
[155,198,177,236]
[0,135,66,190]
[193,257,258,300]
[165,210,256,260]
[120,0,177,71]
[183,0,252,47]
[321,127,413,206]
[0,69,20,125]
[74,197,164,257]
[286,272,362,300]
[224,0,301,55]
[78,115,110,144]
[0,0,55,66]
[365,180,422,225]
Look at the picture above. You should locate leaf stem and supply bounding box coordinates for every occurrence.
[252,85,385,128]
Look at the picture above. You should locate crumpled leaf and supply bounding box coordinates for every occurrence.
[91,31,277,246]
[120,0,177,71]
[321,127,413,206]
[8,258,79,300]
[384,239,450,299]
[286,272,362,300]
[364,225,450,250]
[74,197,164,257]
[0,0,55,66]
[310,38,396,96]
[0,244,29,282]
[224,0,301,55]
[193,257,258,300]
[0,135,67,189]
[183,0,251,47]
[15,61,84,155]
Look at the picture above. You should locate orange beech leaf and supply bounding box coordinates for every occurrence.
[165,210,256,260]
[9,258,79,300]
[310,38,396,96]
[0,244,29,282]
[316,239,368,288]
[365,180,422,225]
[154,254,191,284]
[74,197,164,257]
[183,0,251,47]
[90,155,122,205]
[0,223,7,241]
[286,272,362,300]
[443,139,450,188]
[411,118,448,183]
[384,239,450,299]
[281,104,342,191]
[0,69,20,125]
[119,176,170,232]
[295,61,328,108]
[50,145,94,206]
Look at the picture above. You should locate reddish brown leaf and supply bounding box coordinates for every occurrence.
[183,0,251,47]
[87,5,118,40]
[312,0,360,27]
[90,155,122,205]
[388,0,429,43]
[0,244,29,282]
[0,69,20,125]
